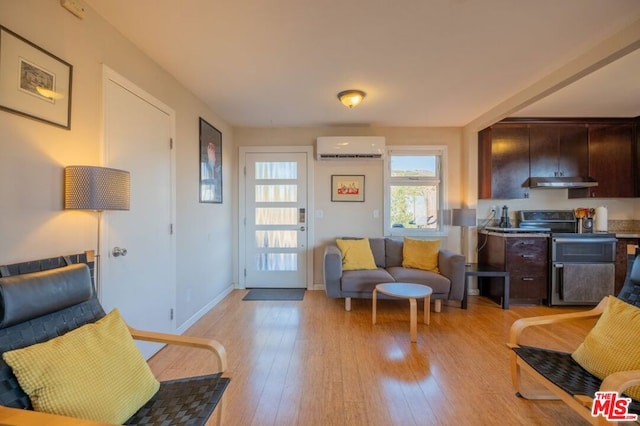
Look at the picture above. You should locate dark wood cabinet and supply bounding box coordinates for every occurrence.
[529,125,589,178]
[569,123,635,198]
[478,232,548,305]
[478,125,530,199]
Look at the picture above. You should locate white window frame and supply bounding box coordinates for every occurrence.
[384,145,448,237]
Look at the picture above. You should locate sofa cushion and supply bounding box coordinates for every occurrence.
[571,296,640,400]
[385,238,404,267]
[336,238,377,271]
[368,238,386,268]
[386,266,451,295]
[341,269,395,293]
[402,238,440,272]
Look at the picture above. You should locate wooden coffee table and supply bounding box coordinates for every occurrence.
[372,282,432,342]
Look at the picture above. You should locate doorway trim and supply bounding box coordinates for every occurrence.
[238,146,315,290]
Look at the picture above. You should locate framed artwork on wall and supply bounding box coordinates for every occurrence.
[199,117,222,203]
[0,26,72,129]
[331,175,365,202]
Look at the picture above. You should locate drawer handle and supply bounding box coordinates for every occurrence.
[521,277,534,281]
[521,254,536,258]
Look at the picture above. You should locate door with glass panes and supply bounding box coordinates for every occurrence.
[244,152,308,288]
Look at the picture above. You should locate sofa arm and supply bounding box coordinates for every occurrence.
[323,244,343,298]
[438,249,466,301]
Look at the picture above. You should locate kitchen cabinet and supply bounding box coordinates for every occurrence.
[529,125,589,178]
[569,123,635,198]
[478,232,548,305]
[478,124,530,199]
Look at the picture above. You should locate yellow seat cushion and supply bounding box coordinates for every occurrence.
[402,238,440,272]
[2,309,160,424]
[572,296,640,400]
[336,238,377,271]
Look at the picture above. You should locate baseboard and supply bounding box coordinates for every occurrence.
[176,284,234,334]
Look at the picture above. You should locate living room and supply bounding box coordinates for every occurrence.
[1,1,640,424]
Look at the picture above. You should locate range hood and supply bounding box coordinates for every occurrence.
[529,176,599,188]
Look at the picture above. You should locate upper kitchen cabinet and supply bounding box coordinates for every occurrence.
[529,125,589,179]
[478,124,530,199]
[568,122,636,199]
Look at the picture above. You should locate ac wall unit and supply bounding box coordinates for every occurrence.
[316,136,386,160]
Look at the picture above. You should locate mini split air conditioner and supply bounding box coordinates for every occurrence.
[316,136,386,160]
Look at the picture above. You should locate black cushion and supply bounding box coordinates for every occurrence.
[0,264,93,328]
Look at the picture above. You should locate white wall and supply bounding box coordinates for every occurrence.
[0,1,234,328]
[234,126,464,286]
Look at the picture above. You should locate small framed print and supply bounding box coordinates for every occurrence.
[199,117,222,203]
[0,26,72,129]
[331,175,365,202]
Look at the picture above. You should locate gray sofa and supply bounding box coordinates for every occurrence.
[323,237,466,311]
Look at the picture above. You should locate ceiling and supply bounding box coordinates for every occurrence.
[84,0,640,128]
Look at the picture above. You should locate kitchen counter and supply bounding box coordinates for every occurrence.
[479,229,549,238]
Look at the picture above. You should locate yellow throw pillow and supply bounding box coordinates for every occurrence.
[402,238,440,272]
[336,238,377,271]
[3,309,159,424]
[572,296,640,400]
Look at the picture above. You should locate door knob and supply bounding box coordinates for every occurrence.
[112,247,128,257]
[300,226,305,231]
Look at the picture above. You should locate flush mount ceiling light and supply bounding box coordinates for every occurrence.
[337,90,366,108]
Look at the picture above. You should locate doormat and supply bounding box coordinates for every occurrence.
[242,288,305,301]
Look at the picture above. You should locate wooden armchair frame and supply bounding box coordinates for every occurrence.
[507,296,640,425]
[0,253,229,426]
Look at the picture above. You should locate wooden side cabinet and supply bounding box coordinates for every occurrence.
[478,232,548,305]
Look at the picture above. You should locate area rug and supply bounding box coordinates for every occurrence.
[242,288,305,301]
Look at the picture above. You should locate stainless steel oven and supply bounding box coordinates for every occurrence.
[519,210,617,306]
[550,234,617,306]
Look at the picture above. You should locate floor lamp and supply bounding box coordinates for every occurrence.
[64,166,130,298]
[451,208,476,266]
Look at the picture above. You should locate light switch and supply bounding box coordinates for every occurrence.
[373,209,379,218]
[315,210,324,219]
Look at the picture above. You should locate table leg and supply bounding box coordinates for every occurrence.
[424,294,430,325]
[372,288,377,324]
[502,275,510,310]
[409,297,417,342]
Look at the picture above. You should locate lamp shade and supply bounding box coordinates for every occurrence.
[64,166,130,211]
[451,208,476,227]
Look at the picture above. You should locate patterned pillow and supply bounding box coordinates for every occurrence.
[3,309,159,424]
[572,296,640,400]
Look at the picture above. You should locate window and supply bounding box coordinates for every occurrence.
[384,146,446,236]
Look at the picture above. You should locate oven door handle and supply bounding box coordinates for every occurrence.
[554,263,564,300]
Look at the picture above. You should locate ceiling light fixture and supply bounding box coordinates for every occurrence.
[337,90,366,108]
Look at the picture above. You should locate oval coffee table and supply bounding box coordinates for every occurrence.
[372,282,432,342]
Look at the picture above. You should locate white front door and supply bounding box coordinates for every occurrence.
[242,151,309,288]
[101,67,175,358]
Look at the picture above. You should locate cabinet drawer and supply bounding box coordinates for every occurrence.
[510,274,547,299]
[506,239,547,271]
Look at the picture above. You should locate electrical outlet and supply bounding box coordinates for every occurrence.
[490,205,500,216]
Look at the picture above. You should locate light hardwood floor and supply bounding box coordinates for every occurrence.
[148,291,598,426]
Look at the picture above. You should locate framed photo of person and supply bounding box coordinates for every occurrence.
[331,175,365,202]
[0,26,73,129]
[199,117,222,203]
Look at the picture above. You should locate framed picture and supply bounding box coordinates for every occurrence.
[0,26,72,129]
[331,175,365,202]
[199,117,222,203]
